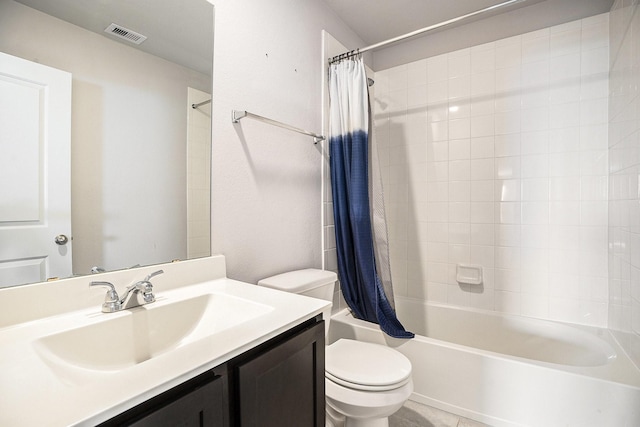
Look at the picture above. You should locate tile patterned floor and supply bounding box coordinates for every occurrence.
[389,400,492,427]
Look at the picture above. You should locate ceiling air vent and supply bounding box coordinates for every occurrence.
[104,23,147,45]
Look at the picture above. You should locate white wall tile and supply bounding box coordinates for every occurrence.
[449,202,471,223]
[550,176,581,200]
[449,159,471,181]
[471,42,495,73]
[471,223,495,246]
[497,202,521,224]
[427,103,449,122]
[496,179,521,201]
[471,99,495,117]
[449,75,471,100]
[581,46,609,76]
[522,202,549,224]
[580,124,608,150]
[471,180,494,201]
[428,121,449,142]
[495,111,522,135]
[521,154,550,178]
[580,98,609,125]
[448,52,471,78]
[449,180,470,201]
[372,13,612,327]
[580,176,608,200]
[388,65,408,91]
[495,134,521,157]
[427,182,449,202]
[470,136,495,159]
[470,115,495,137]
[495,93,522,112]
[495,290,521,315]
[495,66,522,93]
[550,28,581,57]
[549,225,580,250]
[471,70,496,96]
[427,81,448,104]
[521,224,549,248]
[581,16,609,51]
[471,202,495,224]
[549,102,580,129]
[522,178,549,201]
[522,37,550,64]
[408,59,427,87]
[470,158,495,181]
[580,201,608,226]
[426,161,449,181]
[521,107,549,133]
[449,118,471,139]
[407,84,428,107]
[495,156,522,179]
[580,150,608,175]
[495,38,522,69]
[522,60,550,89]
[549,127,580,152]
[549,53,581,83]
[549,152,580,177]
[449,101,471,119]
[427,54,448,83]
[550,201,580,225]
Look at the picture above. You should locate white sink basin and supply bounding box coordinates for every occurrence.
[34,293,273,371]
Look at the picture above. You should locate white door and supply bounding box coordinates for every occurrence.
[0,52,72,287]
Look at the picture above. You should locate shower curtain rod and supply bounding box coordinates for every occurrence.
[329,0,525,63]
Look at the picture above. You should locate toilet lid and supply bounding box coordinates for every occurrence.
[326,339,412,390]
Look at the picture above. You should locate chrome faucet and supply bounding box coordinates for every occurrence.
[90,270,164,313]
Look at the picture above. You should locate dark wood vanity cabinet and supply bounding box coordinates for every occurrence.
[100,317,324,427]
[231,317,325,427]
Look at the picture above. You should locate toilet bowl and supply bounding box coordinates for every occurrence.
[325,339,413,427]
[258,269,413,427]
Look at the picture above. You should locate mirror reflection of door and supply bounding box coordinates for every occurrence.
[0,52,72,287]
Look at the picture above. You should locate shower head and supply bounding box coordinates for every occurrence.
[367,77,374,87]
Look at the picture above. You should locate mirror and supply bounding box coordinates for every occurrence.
[0,0,213,288]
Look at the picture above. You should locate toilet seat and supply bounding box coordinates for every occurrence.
[326,339,412,391]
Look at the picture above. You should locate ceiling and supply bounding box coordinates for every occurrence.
[13,0,614,74]
[321,0,613,51]
[13,0,213,75]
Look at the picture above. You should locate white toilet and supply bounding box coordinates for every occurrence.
[258,269,413,427]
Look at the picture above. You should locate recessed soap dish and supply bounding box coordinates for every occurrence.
[456,264,483,285]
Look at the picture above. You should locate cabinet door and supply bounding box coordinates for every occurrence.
[100,369,228,427]
[130,376,225,427]
[236,320,324,427]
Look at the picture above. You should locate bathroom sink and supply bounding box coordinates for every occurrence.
[34,293,273,371]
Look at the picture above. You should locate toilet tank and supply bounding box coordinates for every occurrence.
[257,269,337,300]
[258,269,337,333]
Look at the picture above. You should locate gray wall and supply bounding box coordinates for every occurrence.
[210,0,364,284]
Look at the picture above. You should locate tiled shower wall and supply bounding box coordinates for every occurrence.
[608,0,640,362]
[373,14,610,327]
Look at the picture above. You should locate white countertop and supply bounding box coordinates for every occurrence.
[0,268,329,426]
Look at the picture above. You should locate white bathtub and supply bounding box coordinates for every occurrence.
[328,297,640,427]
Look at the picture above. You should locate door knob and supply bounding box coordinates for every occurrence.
[54,234,69,245]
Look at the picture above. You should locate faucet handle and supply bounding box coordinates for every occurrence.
[90,281,122,313]
[144,269,164,282]
[141,270,162,303]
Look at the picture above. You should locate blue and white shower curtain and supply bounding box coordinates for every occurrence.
[328,56,413,339]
